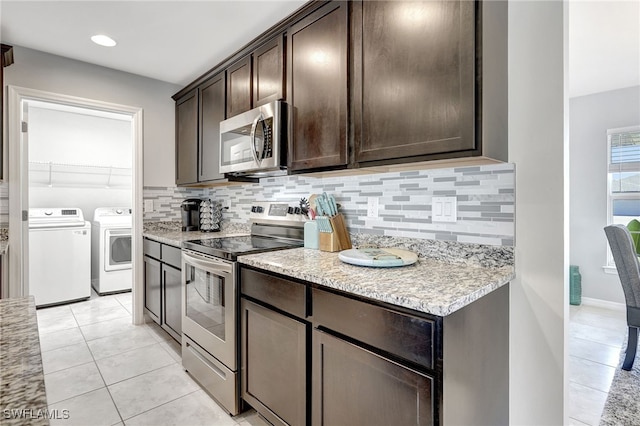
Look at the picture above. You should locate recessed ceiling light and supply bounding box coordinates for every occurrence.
[91,34,117,47]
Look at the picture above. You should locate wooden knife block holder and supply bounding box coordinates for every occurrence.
[319,214,352,252]
[319,232,340,252]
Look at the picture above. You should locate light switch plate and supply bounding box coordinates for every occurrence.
[367,197,379,218]
[432,197,457,223]
[144,199,154,213]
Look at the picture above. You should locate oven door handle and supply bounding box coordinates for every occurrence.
[182,251,233,276]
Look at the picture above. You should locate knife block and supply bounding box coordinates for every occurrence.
[329,213,352,250]
[319,231,340,252]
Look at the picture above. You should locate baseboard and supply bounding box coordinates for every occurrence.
[581,297,626,312]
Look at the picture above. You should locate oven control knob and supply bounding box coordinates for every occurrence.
[287,207,294,215]
[294,207,301,215]
[257,206,264,213]
[251,206,256,213]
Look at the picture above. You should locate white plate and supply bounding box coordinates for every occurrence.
[338,248,418,268]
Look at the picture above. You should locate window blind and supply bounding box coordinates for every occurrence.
[609,128,640,173]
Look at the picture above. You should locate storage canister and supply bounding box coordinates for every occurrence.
[570,265,582,306]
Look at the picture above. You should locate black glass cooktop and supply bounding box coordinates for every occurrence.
[183,235,303,261]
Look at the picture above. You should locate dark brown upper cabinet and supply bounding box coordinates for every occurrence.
[175,71,227,186]
[352,0,478,165]
[199,72,226,182]
[226,56,252,118]
[227,34,285,119]
[253,35,285,107]
[175,89,199,186]
[1,44,14,181]
[287,1,349,172]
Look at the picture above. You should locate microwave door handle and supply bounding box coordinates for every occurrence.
[249,114,262,166]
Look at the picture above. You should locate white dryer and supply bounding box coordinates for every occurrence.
[91,207,132,295]
[29,208,92,307]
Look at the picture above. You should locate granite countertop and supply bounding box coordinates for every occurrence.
[142,221,250,247]
[0,296,48,425]
[238,248,514,317]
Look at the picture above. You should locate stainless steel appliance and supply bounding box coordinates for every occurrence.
[181,199,201,231]
[181,203,306,415]
[219,100,289,177]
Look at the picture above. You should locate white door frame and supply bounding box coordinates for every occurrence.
[7,85,145,325]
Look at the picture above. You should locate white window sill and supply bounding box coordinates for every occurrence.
[603,266,618,275]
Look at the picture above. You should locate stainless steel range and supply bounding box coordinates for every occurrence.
[181,203,305,415]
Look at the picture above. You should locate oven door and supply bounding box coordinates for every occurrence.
[104,228,132,271]
[182,249,237,370]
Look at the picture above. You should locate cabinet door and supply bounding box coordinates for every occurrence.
[353,0,477,164]
[287,2,348,171]
[161,264,182,341]
[175,90,199,185]
[241,298,306,426]
[199,72,226,182]
[253,34,285,107]
[226,56,252,118]
[312,329,434,426]
[144,255,162,324]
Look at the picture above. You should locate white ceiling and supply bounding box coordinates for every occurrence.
[1,0,639,97]
[0,0,307,87]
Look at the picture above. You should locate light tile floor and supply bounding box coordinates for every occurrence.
[38,293,631,425]
[569,302,628,425]
[36,291,267,426]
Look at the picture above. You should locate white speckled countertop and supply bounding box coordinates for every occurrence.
[238,248,514,317]
[142,221,250,247]
[0,296,48,425]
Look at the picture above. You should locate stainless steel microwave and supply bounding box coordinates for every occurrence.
[219,100,289,177]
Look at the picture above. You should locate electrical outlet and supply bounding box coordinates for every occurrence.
[144,200,154,213]
[220,198,230,209]
[367,197,379,218]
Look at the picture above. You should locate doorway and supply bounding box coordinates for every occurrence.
[7,86,144,324]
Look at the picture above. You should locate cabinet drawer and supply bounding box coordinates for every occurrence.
[161,244,182,269]
[182,336,239,415]
[240,268,306,318]
[312,288,436,370]
[143,238,161,259]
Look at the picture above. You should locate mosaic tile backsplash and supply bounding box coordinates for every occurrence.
[144,163,515,246]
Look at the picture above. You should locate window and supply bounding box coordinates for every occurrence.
[607,126,640,266]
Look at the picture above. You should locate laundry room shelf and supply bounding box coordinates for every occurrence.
[28,161,132,188]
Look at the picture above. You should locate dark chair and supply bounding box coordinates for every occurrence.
[604,224,640,370]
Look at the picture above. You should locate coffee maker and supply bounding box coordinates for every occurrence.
[181,199,201,231]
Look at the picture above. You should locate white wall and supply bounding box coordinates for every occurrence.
[570,86,640,304]
[509,1,568,424]
[28,104,132,221]
[3,46,180,187]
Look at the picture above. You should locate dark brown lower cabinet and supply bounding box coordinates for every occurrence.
[144,256,161,323]
[161,264,182,340]
[312,329,434,426]
[239,266,509,426]
[143,238,182,342]
[241,298,307,426]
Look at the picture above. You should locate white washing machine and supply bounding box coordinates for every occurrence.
[91,207,132,295]
[29,208,92,307]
